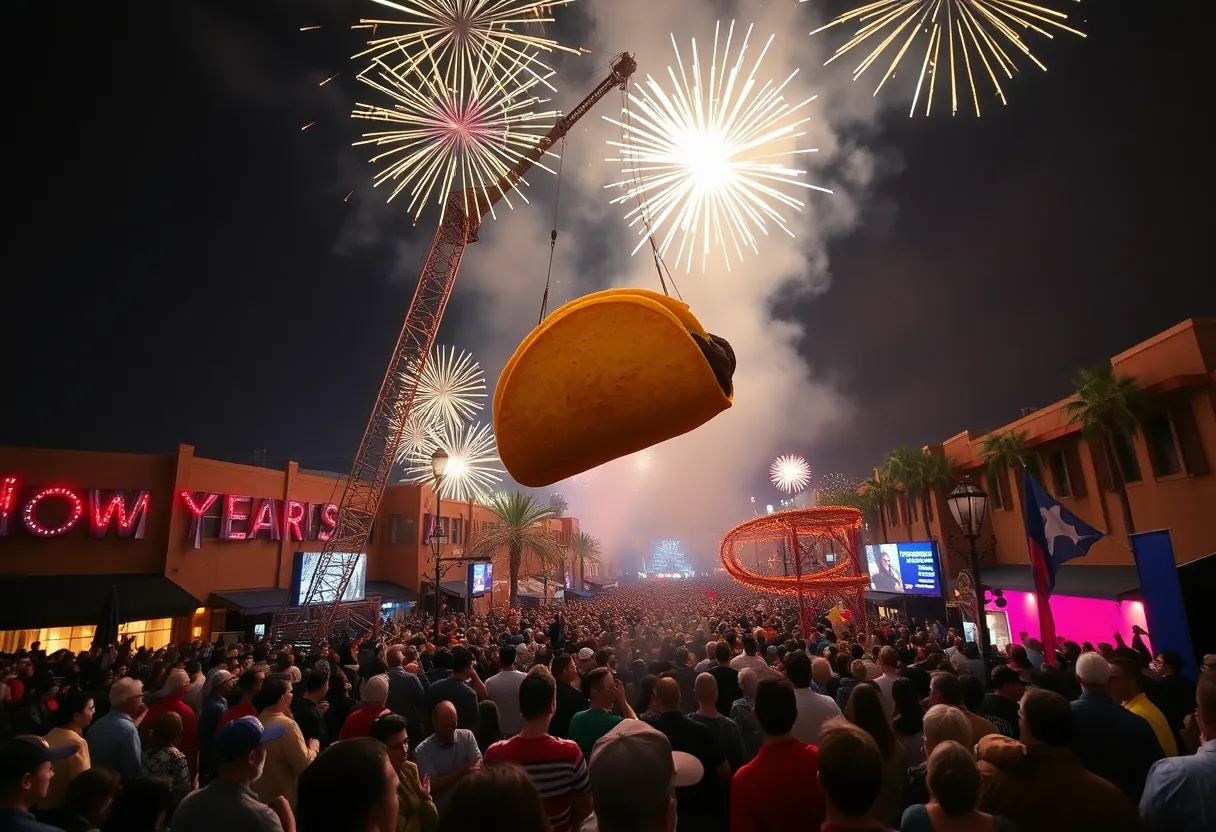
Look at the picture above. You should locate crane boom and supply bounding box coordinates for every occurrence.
[275,53,637,643]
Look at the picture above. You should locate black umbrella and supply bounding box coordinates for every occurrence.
[92,584,120,651]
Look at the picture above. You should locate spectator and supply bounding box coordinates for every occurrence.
[87,678,145,781]
[729,636,769,678]
[37,766,120,832]
[709,643,742,718]
[836,659,867,712]
[324,668,356,741]
[197,668,235,782]
[414,700,482,815]
[569,668,636,759]
[845,682,906,828]
[41,692,94,810]
[904,704,979,810]
[900,740,1016,831]
[891,678,925,768]
[291,669,331,750]
[1110,658,1178,757]
[550,654,589,740]
[1139,671,1216,831]
[173,716,291,832]
[100,775,172,832]
[584,718,701,832]
[254,674,319,806]
[296,738,400,832]
[817,717,890,832]
[218,669,264,731]
[182,661,206,714]
[476,701,504,756]
[484,669,592,832]
[669,647,699,714]
[369,713,438,832]
[785,650,841,746]
[645,677,728,832]
[437,762,550,832]
[982,668,1024,739]
[730,677,826,832]
[139,712,192,815]
[0,737,76,832]
[140,668,199,781]
[928,674,997,747]
[688,672,747,773]
[424,649,485,732]
[484,645,527,736]
[874,647,900,719]
[977,688,1141,832]
[386,645,427,742]
[728,668,763,763]
[1154,651,1197,734]
[1070,651,1162,801]
[340,673,392,740]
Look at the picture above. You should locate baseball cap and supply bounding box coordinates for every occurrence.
[0,737,78,787]
[588,719,703,820]
[577,648,595,661]
[1075,652,1111,685]
[213,717,287,763]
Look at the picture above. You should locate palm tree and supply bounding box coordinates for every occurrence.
[572,531,603,588]
[919,451,955,530]
[977,430,1032,508]
[861,476,896,543]
[880,446,924,539]
[468,491,564,608]
[1065,361,1143,535]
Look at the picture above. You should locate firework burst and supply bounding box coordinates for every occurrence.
[353,46,560,223]
[391,408,442,464]
[408,345,488,430]
[605,20,831,273]
[770,454,812,494]
[404,420,504,502]
[807,0,1085,117]
[355,0,584,94]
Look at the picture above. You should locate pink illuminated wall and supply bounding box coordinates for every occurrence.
[989,589,1151,653]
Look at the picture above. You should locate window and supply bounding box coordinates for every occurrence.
[986,468,1007,511]
[1144,413,1182,477]
[1047,449,1072,497]
[387,514,402,545]
[118,619,173,650]
[1170,401,1210,476]
[403,515,416,543]
[1111,430,1142,483]
[41,625,95,655]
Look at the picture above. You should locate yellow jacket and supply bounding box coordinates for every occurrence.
[397,760,439,832]
[1125,693,1178,757]
[254,709,317,806]
[42,727,90,809]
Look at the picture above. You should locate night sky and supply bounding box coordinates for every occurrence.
[3,0,1208,491]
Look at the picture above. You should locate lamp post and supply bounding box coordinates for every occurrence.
[430,449,449,645]
[947,477,990,677]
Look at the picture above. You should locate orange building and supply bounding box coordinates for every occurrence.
[865,318,1215,653]
[0,443,593,653]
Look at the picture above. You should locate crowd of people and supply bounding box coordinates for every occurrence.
[2,575,1214,832]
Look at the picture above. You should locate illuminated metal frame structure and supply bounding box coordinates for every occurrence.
[273,53,639,643]
[720,507,870,636]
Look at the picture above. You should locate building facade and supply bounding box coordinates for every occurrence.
[0,443,593,651]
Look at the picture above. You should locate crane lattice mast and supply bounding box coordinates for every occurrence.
[273,53,638,643]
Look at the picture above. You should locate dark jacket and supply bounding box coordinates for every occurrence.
[1070,691,1163,800]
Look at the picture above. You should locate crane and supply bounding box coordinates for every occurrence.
[273,53,638,644]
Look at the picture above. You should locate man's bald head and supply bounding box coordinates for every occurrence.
[656,676,682,712]
[432,700,458,740]
[694,672,718,707]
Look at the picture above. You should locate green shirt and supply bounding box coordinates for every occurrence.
[568,708,623,759]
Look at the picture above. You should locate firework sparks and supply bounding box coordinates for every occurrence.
[407,345,488,430]
[404,420,504,502]
[355,0,584,93]
[353,46,560,223]
[770,454,812,494]
[604,20,831,273]
[391,409,442,464]
[806,0,1085,117]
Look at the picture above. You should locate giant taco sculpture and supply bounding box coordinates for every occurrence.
[494,287,735,487]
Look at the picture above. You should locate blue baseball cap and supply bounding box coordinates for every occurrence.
[213,717,287,763]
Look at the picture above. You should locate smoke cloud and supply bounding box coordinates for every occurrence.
[342,0,889,570]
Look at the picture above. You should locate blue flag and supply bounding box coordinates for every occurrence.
[1022,469,1105,591]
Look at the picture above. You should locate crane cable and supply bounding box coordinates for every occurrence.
[619,83,682,302]
[537,134,567,325]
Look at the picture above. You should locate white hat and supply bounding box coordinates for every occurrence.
[577,648,595,661]
[1075,652,1111,685]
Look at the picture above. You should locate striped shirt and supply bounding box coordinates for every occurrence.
[484,734,590,832]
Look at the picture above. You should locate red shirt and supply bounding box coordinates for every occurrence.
[217,701,256,730]
[730,738,825,832]
[339,704,389,740]
[484,734,589,832]
[142,692,200,777]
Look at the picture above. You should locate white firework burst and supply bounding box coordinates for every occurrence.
[391,408,442,464]
[770,454,812,494]
[402,345,488,432]
[405,420,503,502]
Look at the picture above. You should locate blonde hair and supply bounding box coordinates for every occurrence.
[926,740,981,815]
[923,704,972,754]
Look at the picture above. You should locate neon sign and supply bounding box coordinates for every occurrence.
[0,476,149,539]
[180,492,338,549]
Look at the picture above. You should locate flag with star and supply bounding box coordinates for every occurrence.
[1022,469,1105,658]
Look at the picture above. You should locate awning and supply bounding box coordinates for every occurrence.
[423,580,467,599]
[0,574,200,630]
[948,564,1141,601]
[211,589,289,616]
[583,576,615,587]
[366,581,420,603]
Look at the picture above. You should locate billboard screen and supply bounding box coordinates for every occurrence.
[468,561,492,597]
[864,542,940,596]
[291,552,367,606]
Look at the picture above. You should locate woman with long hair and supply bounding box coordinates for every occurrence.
[892,677,927,767]
[845,681,907,828]
[900,741,1018,831]
[140,712,192,817]
[475,700,503,755]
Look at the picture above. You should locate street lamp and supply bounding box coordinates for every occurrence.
[430,450,449,644]
[947,477,990,676]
